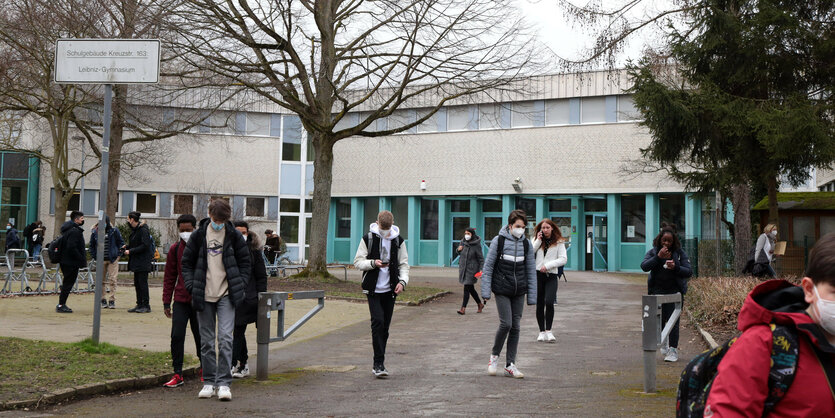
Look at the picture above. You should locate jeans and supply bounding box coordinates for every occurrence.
[367,291,396,367]
[133,271,150,308]
[58,265,79,306]
[492,293,525,366]
[171,301,201,374]
[32,244,42,260]
[661,295,684,348]
[462,284,481,308]
[536,271,558,332]
[197,295,235,387]
[102,261,119,302]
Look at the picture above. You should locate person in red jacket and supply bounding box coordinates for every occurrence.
[705,232,835,417]
[162,214,202,388]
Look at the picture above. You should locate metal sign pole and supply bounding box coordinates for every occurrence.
[92,84,112,344]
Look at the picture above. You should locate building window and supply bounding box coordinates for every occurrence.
[280,199,300,213]
[305,217,312,245]
[211,195,231,205]
[416,109,442,133]
[421,198,439,240]
[282,115,302,161]
[511,101,541,128]
[554,216,572,240]
[363,197,380,229]
[336,198,351,238]
[585,199,607,212]
[136,193,158,215]
[246,197,266,217]
[581,96,606,124]
[246,112,271,136]
[173,194,193,215]
[280,216,299,243]
[549,198,571,212]
[450,200,470,213]
[389,109,416,133]
[2,153,29,179]
[617,95,641,121]
[659,194,686,236]
[482,199,502,212]
[305,199,313,213]
[792,216,816,247]
[478,103,502,130]
[391,196,408,239]
[447,105,477,131]
[621,195,646,243]
[545,99,570,126]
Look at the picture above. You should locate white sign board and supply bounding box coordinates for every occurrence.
[54,39,160,84]
[627,225,636,238]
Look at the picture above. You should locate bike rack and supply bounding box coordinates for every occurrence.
[256,290,325,380]
[33,254,62,294]
[1,249,31,294]
[641,292,682,394]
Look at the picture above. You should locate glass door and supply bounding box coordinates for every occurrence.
[450,215,471,266]
[592,214,608,271]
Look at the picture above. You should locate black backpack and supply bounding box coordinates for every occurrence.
[676,323,799,417]
[46,234,66,264]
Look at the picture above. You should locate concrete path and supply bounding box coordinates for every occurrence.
[4,268,702,417]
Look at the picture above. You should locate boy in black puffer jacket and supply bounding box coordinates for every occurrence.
[56,211,87,313]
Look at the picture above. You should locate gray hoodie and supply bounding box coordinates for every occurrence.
[480,225,537,304]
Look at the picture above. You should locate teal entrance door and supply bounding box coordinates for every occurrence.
[450,215,471,266]
[592,214,608,271]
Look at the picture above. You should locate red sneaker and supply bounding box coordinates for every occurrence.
[198,368,203,382]
[163,374,184,388]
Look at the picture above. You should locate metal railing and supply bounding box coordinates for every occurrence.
[256,290,325,381]
[642,292,682,394]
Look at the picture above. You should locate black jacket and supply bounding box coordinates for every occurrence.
[182,218,250,311]
[59,221,87,268]
[127,223,154,272]
[642,246,693,295]
[236,234,268,326]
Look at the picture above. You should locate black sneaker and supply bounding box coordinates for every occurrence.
[127,305,141,313]
[56,304,73,313]
[372,365,389,378]
[136,306,151,313]
[108,300,116,309]
[100,299,107,308]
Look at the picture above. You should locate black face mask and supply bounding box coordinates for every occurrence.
[78,220,85,226]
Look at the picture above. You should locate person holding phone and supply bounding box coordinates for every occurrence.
[456,227,484,315]
[641,225,692,362]
[532,219,567,343]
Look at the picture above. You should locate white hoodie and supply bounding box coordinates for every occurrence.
[353,223,410,293]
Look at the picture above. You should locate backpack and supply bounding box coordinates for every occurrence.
[46,234,66,264]
[491,234,530,269]
[676,323,799,417]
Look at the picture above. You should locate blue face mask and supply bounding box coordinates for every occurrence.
[210,221,224,231]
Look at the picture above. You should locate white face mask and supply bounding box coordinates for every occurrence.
[464,234,472,241]
[179,232,192,242]
[771,230,778,238]
[813,285,835,335]
[511,227,525,238]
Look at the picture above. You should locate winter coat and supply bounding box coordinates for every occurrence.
[532,239,567,274]
[236,233,268,326]
[5,227,20,249]
[182,218,250,311]
[127,223,154,272]
[162,239,192,308]
[354,223,410,294]
[641,246,692,295]
[457,236,484,285]
[58,221,87,269]
[755,232,775,263]
[705,279,835,417]
[89,224,124,263]
[480,226,536,304]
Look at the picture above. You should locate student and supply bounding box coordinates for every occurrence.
[31,222,45,260]
[162,214,202,388]
[456,227,484,315]
[124,212,154,313]
[481,209,536,378]
[705,233,835,415]
[231,221,268,379]
[5,222,20,266]
[754,223,779,278]
[354,210,409,378]
[641,226,692,362]
[90,216,124,309]
[183,199,250,401]
[532,219,567,343]
[56,211,87,313]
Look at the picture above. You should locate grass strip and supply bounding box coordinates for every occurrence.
[0,337,195,404]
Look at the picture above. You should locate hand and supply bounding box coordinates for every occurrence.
[539,266,547,273]
[537,231,543,240]
[658,247,671,259]
[374,259,384,268]
[665,260,675,269]
[457,246,463,252]
[124,249,130,255]
[164,308,172,319]
[394,283,404,294]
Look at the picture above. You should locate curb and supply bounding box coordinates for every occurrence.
[686,309,719,349]
[0,366,200,411]
[325,291,451,306]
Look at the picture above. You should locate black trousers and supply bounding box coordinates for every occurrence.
[58,265,79,306]
[171,301,201,374]
[661,294,684,348]
[133,271,150,308]
[233,324,249,368]
[462,284,482,308]
[367,291,396,367]
[536,271,559,332]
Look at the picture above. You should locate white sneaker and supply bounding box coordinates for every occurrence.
[198,385,215,399]
[664,347,679,362]
[217,386,231,401]
[537,332,546,342]
[487,355,499,376]
[660,342,669,356]
[232,365,250,378]
[504,363,524,379]
[545,331,556,343]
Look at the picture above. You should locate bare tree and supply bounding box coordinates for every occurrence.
[172,0,540,275]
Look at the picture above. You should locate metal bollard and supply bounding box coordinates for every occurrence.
[256,290,325,381]
[642,293,682,393]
